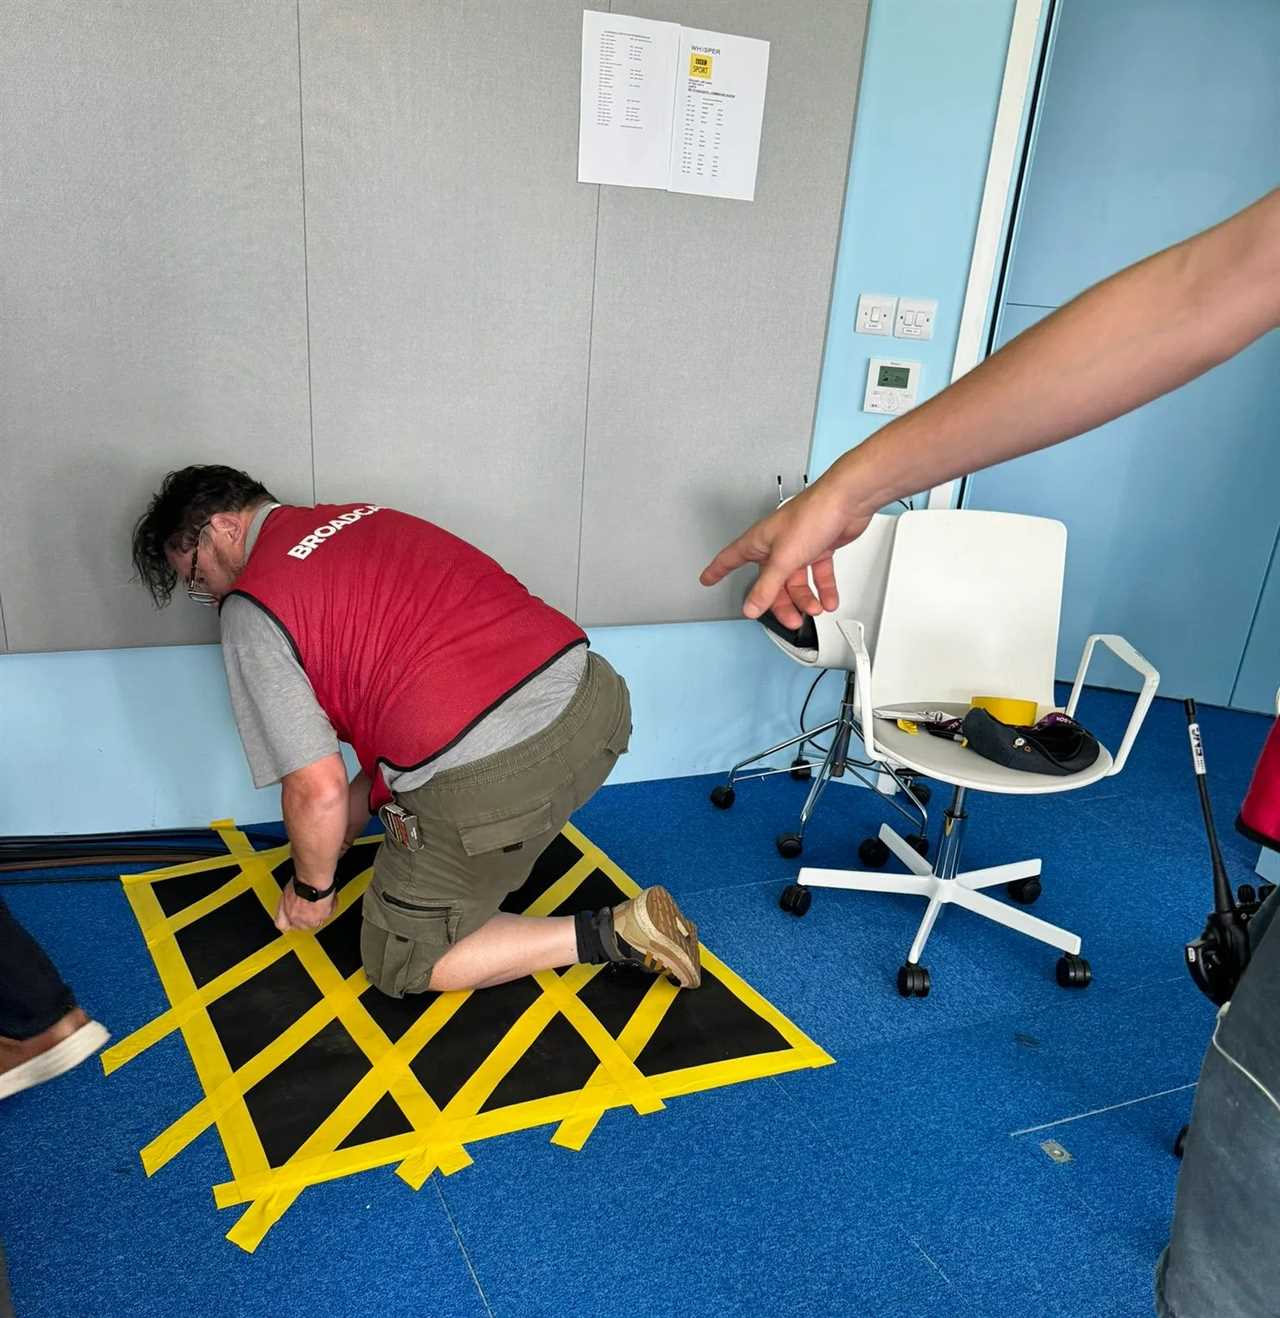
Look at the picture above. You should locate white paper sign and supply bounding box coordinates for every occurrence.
[578,11,680,190]
[578,11,769,201]
[668,26,770,201]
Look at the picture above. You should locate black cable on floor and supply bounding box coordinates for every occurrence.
[0,826,285,886]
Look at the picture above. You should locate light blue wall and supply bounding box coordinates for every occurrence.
[965,0,1280,708]
[0,626,840,833]
[1,5,1028,836]
[809,0,1018,482]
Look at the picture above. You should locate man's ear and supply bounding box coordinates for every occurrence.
[209,510,242,543]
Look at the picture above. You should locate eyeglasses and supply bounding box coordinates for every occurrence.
[185,523,217,607]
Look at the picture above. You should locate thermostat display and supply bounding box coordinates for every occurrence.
[864,356,921,415]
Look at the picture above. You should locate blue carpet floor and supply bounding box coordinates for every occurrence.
[0,690,1272,1317]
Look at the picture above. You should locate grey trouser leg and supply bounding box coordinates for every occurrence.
[1156,892,1280,1317]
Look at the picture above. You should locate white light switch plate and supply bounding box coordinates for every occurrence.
[856,293,897,337]
[895,297,937,340]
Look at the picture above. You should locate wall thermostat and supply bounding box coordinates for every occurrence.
[863,356,921,415]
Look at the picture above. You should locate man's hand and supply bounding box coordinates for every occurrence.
[274,880,336,933]
[700,477,874,627]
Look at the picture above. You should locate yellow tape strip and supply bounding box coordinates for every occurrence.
[392,961,599,1190]
[532,968,664,1115]
[121,817,833,1252]
[212,985,475,1208]
[560,821,637,892]
[102,866,371,1075]
[120,879,270,1186]
[697,945,835,1063]
[213,825,475,1248]
[517,853,596,918]
[120,843,292,886]
[141,980,356,1175]
[643,1042,834,1099]
[211,1032,831,1214]
[552,971,679,1149]
[143,870,254,947]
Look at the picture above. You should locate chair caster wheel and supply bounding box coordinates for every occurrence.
[1173,1123,1189,1159]
[897,963,930,998]
[779,883,811,916]
[1007,876,1042,905]
[1056,953,1092,989]
[790,757,812,781]
[710,785,735,810]
[1238,883,1257,907]
[776,832,803,859]
[905,834,929,859]
[904,782,931,806]
[858,837,890,868]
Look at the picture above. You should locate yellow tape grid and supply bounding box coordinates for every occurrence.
[105,818,833,1252]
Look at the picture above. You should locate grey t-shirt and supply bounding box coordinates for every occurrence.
[220,503,587,792]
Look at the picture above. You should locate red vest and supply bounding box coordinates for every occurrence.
[227,503,587,808]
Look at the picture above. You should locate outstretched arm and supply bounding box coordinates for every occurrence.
[701,187,1280,627]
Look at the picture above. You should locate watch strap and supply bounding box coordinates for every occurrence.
[292,877,337,902]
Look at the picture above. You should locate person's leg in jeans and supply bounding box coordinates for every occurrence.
[1155,891,1280,1317]
[0,895,108,1100]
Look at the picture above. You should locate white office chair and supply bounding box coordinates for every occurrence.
[785,509,1159,997]
[709,514,931,856]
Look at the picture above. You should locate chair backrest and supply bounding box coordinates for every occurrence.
[761,513,898,669]
[870,509,1066,715]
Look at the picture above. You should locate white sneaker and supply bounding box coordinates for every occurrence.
[0,1009,110,1101]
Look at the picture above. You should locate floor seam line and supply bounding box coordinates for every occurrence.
[434,1181,497,1318]
[1009,1082,1199,1137]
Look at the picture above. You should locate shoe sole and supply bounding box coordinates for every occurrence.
[628,886,702,989]
[0,1020,110,1101]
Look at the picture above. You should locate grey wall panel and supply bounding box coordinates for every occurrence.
[301,1,598,616]
[0,1,312,653]
[576,1,868,625]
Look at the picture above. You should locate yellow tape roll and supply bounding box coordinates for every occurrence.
[971,695,1037,726]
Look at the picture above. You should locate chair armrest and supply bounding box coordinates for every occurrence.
[834,619,879,760]
[1066,633,1160,776]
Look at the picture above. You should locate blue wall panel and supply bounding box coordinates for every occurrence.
[967,0,1280,708]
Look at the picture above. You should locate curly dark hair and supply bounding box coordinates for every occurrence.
[132,465,277,606]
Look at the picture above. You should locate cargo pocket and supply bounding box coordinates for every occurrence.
[360,884,454,998]
[456,800,554,858]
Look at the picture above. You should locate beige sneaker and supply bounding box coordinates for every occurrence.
[611,886,702,989]
[0,1008,110,1102]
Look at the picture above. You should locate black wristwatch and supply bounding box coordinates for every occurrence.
[291,877,337,903]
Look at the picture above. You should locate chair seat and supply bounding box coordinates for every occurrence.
[872,704,1113,796]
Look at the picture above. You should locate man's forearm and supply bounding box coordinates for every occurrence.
[282,779,347,890]
[830,188,1280,517]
